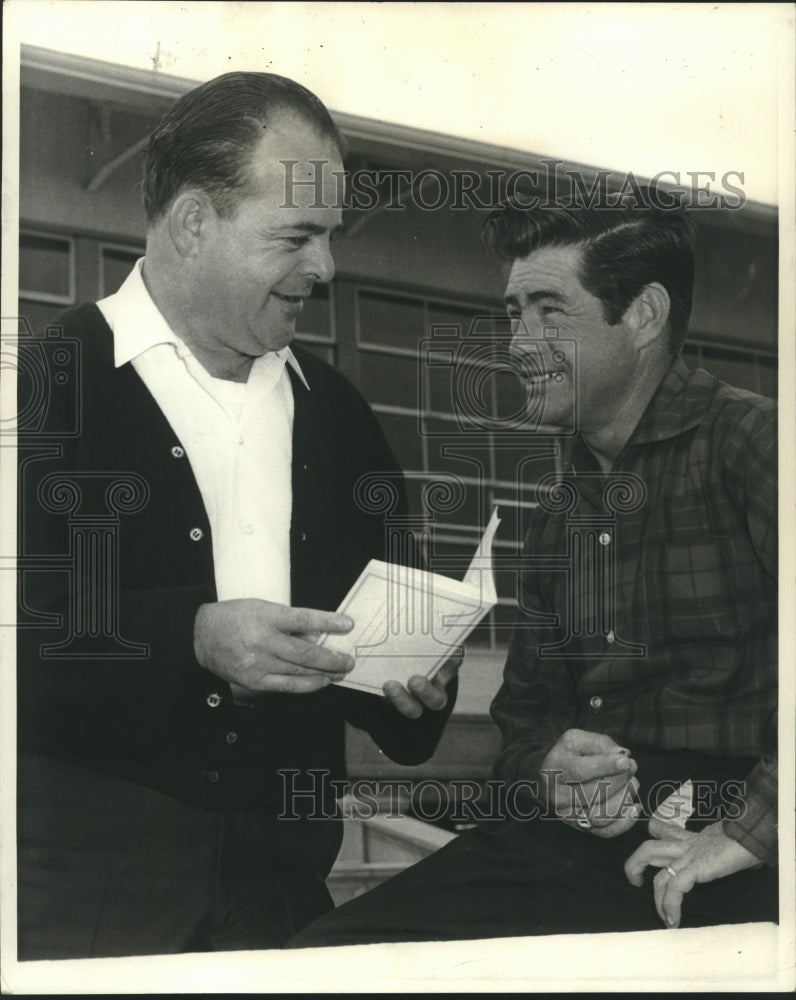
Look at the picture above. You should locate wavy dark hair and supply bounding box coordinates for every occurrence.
[482,198,696,354]
[142,72,345,223]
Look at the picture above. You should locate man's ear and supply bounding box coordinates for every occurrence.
[624,282,671,350]
[168,191,215,257]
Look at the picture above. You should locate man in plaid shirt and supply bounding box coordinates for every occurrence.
[290,197,778,944]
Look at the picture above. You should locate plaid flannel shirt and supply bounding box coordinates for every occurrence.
[491,357,778,865]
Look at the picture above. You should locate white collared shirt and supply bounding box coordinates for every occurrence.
[98,259,309,606]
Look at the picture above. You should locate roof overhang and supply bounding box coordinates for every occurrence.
[18,44,778,232]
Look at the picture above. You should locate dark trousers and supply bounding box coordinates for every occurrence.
[288,753,778,948]
[17,753,333,960]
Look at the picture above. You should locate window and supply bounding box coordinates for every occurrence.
[294,284,336,366]
[100,244,143,297]
[19,232,75,304]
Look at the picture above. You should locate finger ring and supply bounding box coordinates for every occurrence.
[666,865,678,877]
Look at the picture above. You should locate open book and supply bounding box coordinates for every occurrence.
[320,508,501,695]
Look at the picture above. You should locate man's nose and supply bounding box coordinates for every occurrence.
[509,318,535,361]
[302,239,336,284]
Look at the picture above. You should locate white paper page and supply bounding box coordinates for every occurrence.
[320,509,501,695]
[462,506,501,600]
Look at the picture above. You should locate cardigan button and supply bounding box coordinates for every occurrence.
[206,692,222,708]
[171,445,185,458]
[589,695,603,710]
[190,527,204,541]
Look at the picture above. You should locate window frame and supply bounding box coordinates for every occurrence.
[18,230,76,306]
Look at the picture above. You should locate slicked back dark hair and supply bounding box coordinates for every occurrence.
[482,199,696,354]
[142,71,345,224]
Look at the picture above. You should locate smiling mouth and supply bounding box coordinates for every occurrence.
[524,371,565,384]
[273,293,304,304]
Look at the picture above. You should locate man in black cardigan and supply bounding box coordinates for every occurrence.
[16,72,457,959]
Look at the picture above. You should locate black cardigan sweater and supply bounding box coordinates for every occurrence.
[17,304,454,873]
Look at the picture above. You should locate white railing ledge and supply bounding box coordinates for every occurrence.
[338,796,457,852]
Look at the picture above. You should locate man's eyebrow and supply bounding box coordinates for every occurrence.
[503,289,566,307]
[273,222,345,237]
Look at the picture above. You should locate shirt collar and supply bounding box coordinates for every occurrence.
[97,257,310,390]
[98,258,179,368]
[626,356,716,446]
[284,350,310,391]
[564,356,717,472]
